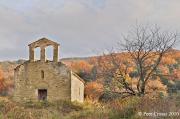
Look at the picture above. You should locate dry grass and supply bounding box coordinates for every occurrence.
[0,98,108,119]
[0,95,179,119]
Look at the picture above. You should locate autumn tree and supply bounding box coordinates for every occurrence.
[70,60,94,81]
[0,68,5,92]
[85,82,104,101]
[97,24,178,98]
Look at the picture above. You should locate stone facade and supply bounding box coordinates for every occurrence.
[13,38,84,103]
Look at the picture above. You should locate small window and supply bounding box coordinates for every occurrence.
[41,70,44,79]
[79,88,81,96]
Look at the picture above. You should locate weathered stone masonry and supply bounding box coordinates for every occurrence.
[13,38,84,103]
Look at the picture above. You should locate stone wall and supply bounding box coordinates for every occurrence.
[13,61,71,102]
[71,72,84,103]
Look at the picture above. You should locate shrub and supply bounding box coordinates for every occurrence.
[24,100,52,109]
[85,82,104,101]
[55,100,83,114]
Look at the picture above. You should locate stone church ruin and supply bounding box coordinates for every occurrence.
[13,38,84,102]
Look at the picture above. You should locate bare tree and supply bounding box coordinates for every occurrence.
[96,24,178,98]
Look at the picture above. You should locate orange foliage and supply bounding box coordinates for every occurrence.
[92,53,135,77]
[146,77,167,96]
[159,65,169,75]
[71,60,93,73]
[161,57,176,65]
[0,68,5,91]
[85,82,104,101]
[173,69,180,80]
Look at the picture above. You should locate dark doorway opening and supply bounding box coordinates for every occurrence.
[38,89,47,101]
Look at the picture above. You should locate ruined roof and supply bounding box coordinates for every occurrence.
[71,71,85,84]
[28,38,60,48]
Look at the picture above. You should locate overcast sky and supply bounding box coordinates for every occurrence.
[0,0,180,60]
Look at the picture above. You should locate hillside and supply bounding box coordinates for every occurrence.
[0,49,180,96]
[0,95,179,119]
[0,50,179,119]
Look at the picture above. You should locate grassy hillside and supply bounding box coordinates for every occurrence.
[0,95,179,119]
[0,50,180,95]
[0,97,108,119]
[0,50,179,118]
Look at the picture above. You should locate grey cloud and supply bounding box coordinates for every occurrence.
[0,0,180,60]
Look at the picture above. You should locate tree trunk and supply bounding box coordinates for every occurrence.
[140,81,146,96]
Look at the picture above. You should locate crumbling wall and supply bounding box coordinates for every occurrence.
[71,72,84,103]
[13,61,71,102]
